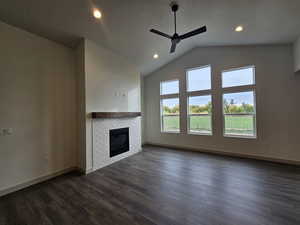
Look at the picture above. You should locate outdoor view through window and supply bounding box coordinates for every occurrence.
[160,80,180,132]
[222,66,256,137]
[159,66,256,138]
[187,65,212,135]
[188,95,212,134]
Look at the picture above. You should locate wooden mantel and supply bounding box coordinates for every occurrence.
[91,112,141,119]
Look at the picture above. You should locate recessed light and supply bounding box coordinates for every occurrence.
[153,54,159,59]
[235,26,243,32]
[93,9,102,19]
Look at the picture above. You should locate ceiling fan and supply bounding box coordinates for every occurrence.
[150,1,207,54]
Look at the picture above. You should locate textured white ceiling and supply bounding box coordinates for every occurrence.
[0,0,300,75]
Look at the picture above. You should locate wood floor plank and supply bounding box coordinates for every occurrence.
[0,146,300,225]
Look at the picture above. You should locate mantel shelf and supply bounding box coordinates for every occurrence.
[91,112,141,119]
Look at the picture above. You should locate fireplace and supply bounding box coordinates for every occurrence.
[109,127,129,157]
[92,117,141,170]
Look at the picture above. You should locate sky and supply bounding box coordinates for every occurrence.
[189,95,211,106]
[222,67,254,88]
[161,80,179,95]
[223,91,254,105]
[187,66,211,91]
[162,98,179,108]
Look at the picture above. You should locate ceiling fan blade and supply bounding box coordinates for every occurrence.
[150,29,172,39]
[179,26,207,40]
[170,42,176,53]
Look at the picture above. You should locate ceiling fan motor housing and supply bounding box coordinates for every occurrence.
[171,2,179,12]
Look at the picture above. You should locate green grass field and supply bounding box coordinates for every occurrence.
[163,115,254,135]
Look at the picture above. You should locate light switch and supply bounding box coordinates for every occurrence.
[1,128,13,136]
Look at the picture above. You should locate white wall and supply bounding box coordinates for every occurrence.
[78,39,141,172]
[294,37,300,73]
[0,21,77,193]
[144,45,300,162]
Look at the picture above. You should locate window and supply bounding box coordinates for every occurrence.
[161,98,180,132]
[160,80,180,133]
[222,66,257,138]
[222,66,254,88]
[161,80,179,95]
[158,65,257,138]
[187,66,211,91]
[188,95,212,134]
[186,65,212,135]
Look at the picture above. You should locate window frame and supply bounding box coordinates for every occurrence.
[186,65,213,136]
[221,66,257,139]
[160,79,180,134]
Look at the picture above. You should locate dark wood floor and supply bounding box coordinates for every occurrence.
[1,146,300,225]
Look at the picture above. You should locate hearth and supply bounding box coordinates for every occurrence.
[109,127,129,157]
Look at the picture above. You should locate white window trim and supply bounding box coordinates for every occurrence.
[160,79,180,134]
[221,66,257,139]
[186,65,213,136]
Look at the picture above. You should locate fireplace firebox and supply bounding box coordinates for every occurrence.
[109,127,129,157]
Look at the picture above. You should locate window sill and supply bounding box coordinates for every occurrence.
[161,131,181,134]
[188,131,213,136]
[224,134,257,139]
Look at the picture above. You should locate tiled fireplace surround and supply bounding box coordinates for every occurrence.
[92,117,142,171]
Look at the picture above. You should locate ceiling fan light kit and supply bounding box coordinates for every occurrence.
[150,1,207,54]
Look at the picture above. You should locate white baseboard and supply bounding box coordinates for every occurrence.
[144,142,300,166]
[85,168,94,174]
[0,167,77,197]
[76,166,93,175]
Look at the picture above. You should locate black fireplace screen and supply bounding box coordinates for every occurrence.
[109,127,129,157]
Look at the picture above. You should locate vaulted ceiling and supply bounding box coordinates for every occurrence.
[1,0,300,75]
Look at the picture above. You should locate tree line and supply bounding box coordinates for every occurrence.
[223,99,254,114]
[163,99,254,114]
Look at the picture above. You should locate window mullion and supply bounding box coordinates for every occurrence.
[160,93,179,99]
[222,85,255,94]
[187,90,212,97]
